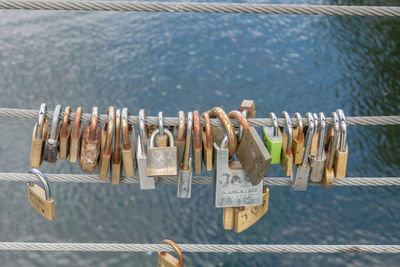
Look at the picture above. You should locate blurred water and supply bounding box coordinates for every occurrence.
[0,0,399,266]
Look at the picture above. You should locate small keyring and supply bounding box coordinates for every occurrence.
[160,239,184,267]
[36,103,47,139]
[158,111,164,137]
[269,112,278,137]
[280,111,293,151]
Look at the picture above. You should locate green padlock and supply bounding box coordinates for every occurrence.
[263,112,282,164]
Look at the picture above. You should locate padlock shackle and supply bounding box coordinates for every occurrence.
[337,109,347,151]
[302,112,315,166]
[176,111,186,142]
[294,112,304,139]
[149,128,174,147]
[89,107,99,141]
[113,109,121,164]
[269,112,279,137]
[60,106,71,139]
[49,105,62,141]
[36,103,47,139]
[71,107,82,139]
[139,109,147,153]
[327,112,340,168]
[103,106,115,156]
[201,112,213,150]
[207,107,238,158]
[193,111,201,150]
[29,168,51,200]
[238,109,248,141]
[280,111,293,153]
[160,239,184,267]
[158,111,164,138]
[316,112,326,159]
[121,108,132,149]
[183,112,193,171]
[229,110,251,130]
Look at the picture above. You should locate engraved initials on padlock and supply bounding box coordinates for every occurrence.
[27,168,55,221]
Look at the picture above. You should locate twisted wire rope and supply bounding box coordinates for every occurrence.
[0,1,399,16]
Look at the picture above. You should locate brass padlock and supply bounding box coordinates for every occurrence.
[121,108,136,177]
[27,168,55,221]
[43,105,62,163]
[111,109,122,184]
[30,103,48,167]
[177,112,193,198]
[158,239,185,267]
[192,110,202,174]
[223,207,235,230]
[229,110,271,186]
[322,112,339,189]
[280,111,293,176]
[98,106,115,180]
[309,113,319,157]
[292,112,304,164]
[69,107,82,163]
[201,112,213,171]
[147,127,178,177]
[334,109,348,178]
[80,107,101,172]
[234,187,269,233]
[175,111,186,167]
[59,106,72,160]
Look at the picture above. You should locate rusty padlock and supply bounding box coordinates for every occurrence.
[98,106,115,180]
[201,112,213,171]
[30,103,48,167]
[110,109,122,184]
[192,110,202,174]
[158,239,185,267]
[80,107,101,172]
[59,106,72,160]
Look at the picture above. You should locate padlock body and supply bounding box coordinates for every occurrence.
[147,146,177,177]
[237,127,271,186]
[158,252,181,267]
[43,141,59,163]
[292,164,310,191]
[202,131,213,171]
[110,157,122,185]
[223,207,235,230]
[80,124,101,172]
[30,121,48,167]
[137,135,156,190]
[310,132,319,157]
[322,167,334,189]
[211,126,225,147]
[309,153,326,182]
[59,124,72,160]
[192,147,202,174]
[98,153,111,180]
[280,130,293,176]
[292,130,304,165]
[234,187,269,233]
[262,126,282,164]
[176,139,185,168]
[27,183,55,221]
[214,146,263,208]
[334,144,348,178]
[69,135,81,163]
[122,130,136,177]
[177,158,192,198]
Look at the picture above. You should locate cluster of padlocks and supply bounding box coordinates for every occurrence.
[28,100,348,232]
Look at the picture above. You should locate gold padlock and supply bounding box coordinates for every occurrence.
[121,108,136,177]
[80,107,101,172]
[292,112,304,165]
[280,112,293,176]
[27,168,55,221]
[69,107,82,163]
[201,112,213,171]
[175,111,186,167]
[30,103,48,167]
[192,110,202,174]
[158,239,185,267]
[234,187,269,233]
[334,109,348,178]
[222,207,235,230]
[322,112,339,189]
[98,106,115,180]
[59,106,72,160]
[111,109,122,184]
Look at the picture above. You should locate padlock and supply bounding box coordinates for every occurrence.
[177,112,193,198]
[27,168,55,221]
[137,109,156,189]
[201,112,213,171]
[262,112,282,164]
[334,109,348,178]
[322,112,339,189]
[223,207,235,230]
[229,110,271,186]
[69,107,82,163]
[30,103,48,167]
[43,105,62,163]
[234,186,269,233]
[309,112,327,182]
[121,108,136,177]
[147,127,178,177]
[292,112,304,164]
[59,106,72,160]
[210,107,262,208]
[291,113,314,191]
[80,107,101,172]
[280,111,293,176]
[157,112,169,147]
[192,110,202,174]
[110,109,122,185]
[175,111,186,167]
[98,106,115,180]
[158,239,185,267]
[309,113,319,157]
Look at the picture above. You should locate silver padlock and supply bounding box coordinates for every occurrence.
[146,113,178,177]
[309,112,326,182]
[291,112,315,191]
[136,109,156,190]
[177,112,193,198]
[214,135,263,208]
